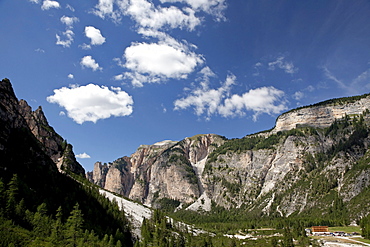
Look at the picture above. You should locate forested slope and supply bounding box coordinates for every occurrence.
[0,78,132,246]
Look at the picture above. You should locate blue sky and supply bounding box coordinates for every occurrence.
[1,0,370,171]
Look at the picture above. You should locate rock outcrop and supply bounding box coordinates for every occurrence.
[273,94,370,132]
[0,78,84,175]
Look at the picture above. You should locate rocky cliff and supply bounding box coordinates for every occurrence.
[273,94,370,132]
[0,78,84,175]
[88,93,370,221]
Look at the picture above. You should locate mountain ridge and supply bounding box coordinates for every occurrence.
[0,78,85,175]
[88,92,370,223]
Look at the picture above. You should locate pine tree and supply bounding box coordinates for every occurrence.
[15,198,26,222]
[32,203,51,237]
[50,206,64,244]
[6,174,19,217]
[65,203,84,247]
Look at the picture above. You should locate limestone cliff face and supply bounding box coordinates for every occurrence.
[88,136,224,207]
[87,162,109,188]
[18,100,64,164]
[0,78,84,176]
[274,94,370,132]
[88,93,370,219]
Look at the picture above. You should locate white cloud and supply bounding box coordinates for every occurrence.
[79,43,92,50]
[123,41,203,86]
[306,85,315,92]
[126,1,201,31]
[92,0,226,87]
[293,91,304,100]
[160,0,227,21]
[80,56,102,71]
[66,4,75,12]
[29,0,40,3]
[47,84,134,124]
[60,16,79,27]
[68,74,74,79]
[93,0,116,21]
[322,67,347,90]
[174,74,235,119]
[93,0,202,30]
[41,0,60,10]
[35,48,45,53]
[56,30,74,48]
[76,153,91,159]
[85,26,106,46]
[174,75,287,121]
[268,56,298,74]
[55,16,78,48]
[113,74,124,81]
[322,66,370,94]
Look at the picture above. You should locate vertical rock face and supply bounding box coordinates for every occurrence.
[0,78,85,176]
[274,95,370,132]
[88,135,225,207]
[87,162,109,187]
[18,100,64,164]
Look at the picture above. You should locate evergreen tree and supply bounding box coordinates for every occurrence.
[31,203,51,237]
[65,203,84,247]
[50,206,64,244]
[6,174,19,217]
[361,214,370,239]
[115,239,122,247]
[15,198,26,222]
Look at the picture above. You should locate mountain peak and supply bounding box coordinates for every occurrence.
[0,78,84,176]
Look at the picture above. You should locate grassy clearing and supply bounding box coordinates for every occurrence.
[329,226,361,233]
[352,238,370,244]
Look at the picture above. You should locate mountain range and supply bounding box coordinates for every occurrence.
[1,77,370,246]
[87,90,370,224]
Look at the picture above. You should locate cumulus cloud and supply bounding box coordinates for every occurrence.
[93,0,116,21]
[293,91,304,100]
[268,56,298,74]
[41,0,60,10]
[93,0,203,30]
[80,56,102,71]
[219,87,287,121]
[174,74,287,121]
[160,0,227,21]
[123,40,203,86]
[93,0,226,27]
[76,153,91,159]
[47,84,134,124]
[56,16,78,48]
[68,74,74,79]
[60,16,79,27]
[174,74,235,119]
[84,26,106,46]
[92,0,227,87]
[56,30,74,48]
[125,1,200,31]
